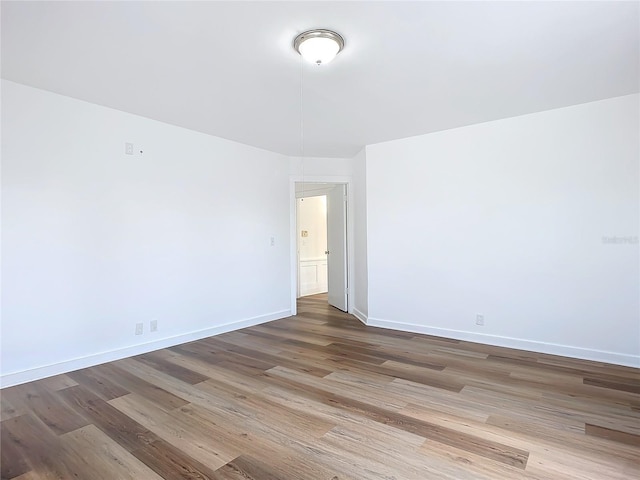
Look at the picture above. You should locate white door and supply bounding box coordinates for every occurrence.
[326,185,348,311]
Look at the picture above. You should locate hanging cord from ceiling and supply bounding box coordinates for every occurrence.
[300,47,305,201]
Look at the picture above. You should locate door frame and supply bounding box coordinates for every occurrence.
[289,176,354,316]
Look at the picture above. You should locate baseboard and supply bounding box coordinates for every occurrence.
[1,309,291,388]
[366,317,640,368]
[299,287,328,297]
[352,307,368,325]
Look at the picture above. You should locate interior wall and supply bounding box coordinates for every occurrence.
[366,94,640,366]
[352,147,368,322]
[3,78,636,388]
[290,156,353,178]
[296,195,328,297]
[297,196,328,261]
[1,80,292,386]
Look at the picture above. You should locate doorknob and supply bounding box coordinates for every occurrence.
[325,250,330,255]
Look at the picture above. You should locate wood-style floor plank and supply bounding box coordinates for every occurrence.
[1,382,89,436]
[1,413,82,479]
[585,423,640,446]
[92,362,189,412]
[60,424,165,480]
[0,421,31,479]
[1,293,638,479]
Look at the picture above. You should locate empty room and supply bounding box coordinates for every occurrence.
[1,1,638,479]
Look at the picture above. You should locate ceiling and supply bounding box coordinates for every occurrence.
[2,1,638,158]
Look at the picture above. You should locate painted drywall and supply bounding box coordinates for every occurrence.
[352,147,368,322]
[295,182,338,199]
[296,195,328,297]
[366,94,640,366]
[290,156,354,178]
[1,80,292,386]
[297,196,328,262]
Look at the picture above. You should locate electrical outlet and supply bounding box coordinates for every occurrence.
[150,319,158,332]
[135,322,143,335]
[125,142,134,155]
[476,314,484,326]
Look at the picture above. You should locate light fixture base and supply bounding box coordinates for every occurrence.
[293,29,345,65]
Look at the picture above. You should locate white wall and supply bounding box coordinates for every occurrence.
[366,94,640,366]
[296,195,328,297]
[4,79,636,388]
[297,196,327,261]
[353,147,368,322]
[290,156,353,178]
[1,80,292,386]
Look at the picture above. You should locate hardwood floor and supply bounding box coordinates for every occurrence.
[2,293,639,479]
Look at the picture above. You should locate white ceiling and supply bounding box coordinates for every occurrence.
[2,1,638,158]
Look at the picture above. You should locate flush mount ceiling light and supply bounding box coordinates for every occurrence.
[294,29,345,65]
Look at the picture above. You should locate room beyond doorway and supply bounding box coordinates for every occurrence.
[297,194,328,297]
[294,182,349,313]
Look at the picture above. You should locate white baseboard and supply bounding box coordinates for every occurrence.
[1,309,291,389]
[366,317,640,368]
[352,307,368,325]
[299,287,328,297]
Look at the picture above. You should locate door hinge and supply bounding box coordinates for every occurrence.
[345,287,349,294]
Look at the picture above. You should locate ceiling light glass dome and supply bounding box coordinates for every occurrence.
[294,29,344,65]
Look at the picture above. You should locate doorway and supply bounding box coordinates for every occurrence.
[295,182,348,312]
[296,194,328,297]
